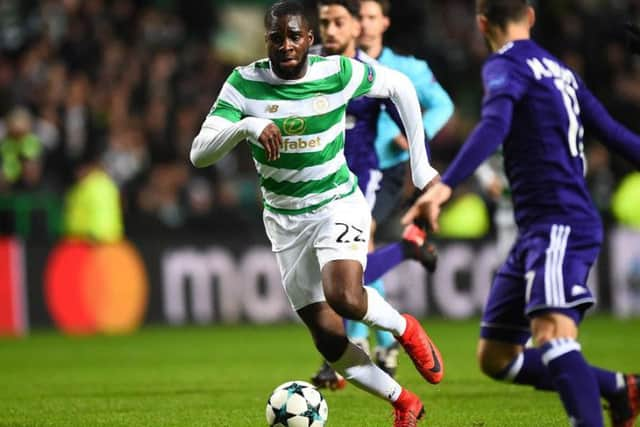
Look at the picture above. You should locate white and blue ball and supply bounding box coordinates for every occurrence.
[266,380,328,427]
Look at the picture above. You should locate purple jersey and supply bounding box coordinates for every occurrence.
[487,41,597,233]
[443,39,640,237]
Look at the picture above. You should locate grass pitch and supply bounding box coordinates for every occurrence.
[0,316,638,426]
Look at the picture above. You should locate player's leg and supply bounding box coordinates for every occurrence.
[531,311,603,426]
[365,163,438,283]
[297,301,425,424]
[344,168,384,353]
[478,227,628,426]
[479,264,624,399]
[318,191,444,385]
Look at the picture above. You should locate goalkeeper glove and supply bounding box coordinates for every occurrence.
[626,22,640,55]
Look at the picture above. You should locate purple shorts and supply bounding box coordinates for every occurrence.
[481,224,600,344]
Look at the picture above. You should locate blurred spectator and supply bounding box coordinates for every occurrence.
[64,149,123,243]
[611,172,640,231]
[0,107,43,190]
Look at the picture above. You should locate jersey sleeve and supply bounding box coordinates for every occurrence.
[208,69,245,123]
[411,59,454,139]
[340,56,376,101]
[481,56,529,104]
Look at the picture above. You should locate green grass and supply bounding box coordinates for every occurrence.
[0,316,638,426]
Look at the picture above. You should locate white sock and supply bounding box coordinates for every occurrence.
[331,341,402,402]
[361,286,407,336]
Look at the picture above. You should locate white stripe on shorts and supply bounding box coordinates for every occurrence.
[544,225,571,306]
[363,169,383,211]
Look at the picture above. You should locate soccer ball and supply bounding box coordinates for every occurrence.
[265,380,328,426]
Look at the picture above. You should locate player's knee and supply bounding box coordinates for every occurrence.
[325,285,366,319]
[476,340,521,379]
[477,349,507,378]
[530,313,578,346]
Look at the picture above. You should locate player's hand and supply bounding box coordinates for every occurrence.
[258,123,282,161]
[401,182,452,233]
[626,22,640,55]
[393,133,409,151]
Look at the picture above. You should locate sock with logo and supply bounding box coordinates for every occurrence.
[331,341,402,402]
[497,348,623,400]
[541,338,604,426]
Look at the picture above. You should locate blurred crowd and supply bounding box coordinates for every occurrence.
[0,0,639,241]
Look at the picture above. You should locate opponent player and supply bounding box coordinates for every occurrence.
[191,1,442,424]
[309,0,438,390]
[402,1,640,426]
[352,0,454,374]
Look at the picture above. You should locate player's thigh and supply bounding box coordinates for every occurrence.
[315,190,371,272]
[479,253,531,375]
[481,255,531,345]
[263,210,325,311]
[315,191,371,305]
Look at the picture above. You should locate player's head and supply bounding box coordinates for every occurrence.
[475,0,534,52]
[317,0,361,56]
[264,0,314,79]
[358,0,390,51]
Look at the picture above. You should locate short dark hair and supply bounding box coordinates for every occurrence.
[265,0,308,28]
[317,0,361,18]
[362,0,390,17]
[476,0,529,30]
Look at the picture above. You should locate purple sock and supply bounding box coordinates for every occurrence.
[364,243,405,284]
[500,348,622,399]
[541,339,603,426]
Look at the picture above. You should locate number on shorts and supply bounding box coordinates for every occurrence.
[335,223,365,243]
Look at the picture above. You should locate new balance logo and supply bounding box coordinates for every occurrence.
[571,285,587,296]
[265,104,279,113]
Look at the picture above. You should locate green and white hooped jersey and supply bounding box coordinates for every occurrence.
[209,55,375,215]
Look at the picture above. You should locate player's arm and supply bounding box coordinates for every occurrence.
[401,57,527,230]
[413,59,455,139]
[578,83,640,167]
[344,58,437,190]
[190,76,278,167]
[369,64,439,189]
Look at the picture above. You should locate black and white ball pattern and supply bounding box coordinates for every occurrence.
[266,380,328,427]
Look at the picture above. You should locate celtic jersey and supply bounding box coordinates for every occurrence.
[208,54,376,215]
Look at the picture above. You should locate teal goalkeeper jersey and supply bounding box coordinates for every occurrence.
[209,54,376,215]
[375,47,454,170]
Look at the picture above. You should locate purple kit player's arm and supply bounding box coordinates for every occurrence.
[577,82,640,167]
[441,57,527,187]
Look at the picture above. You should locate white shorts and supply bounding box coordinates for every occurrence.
[263,191,371,311]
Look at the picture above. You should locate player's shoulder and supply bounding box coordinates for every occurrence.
[380,47,431,74]
[230,58,271,82]
[483,42,530,76]
[355,49,379,65]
